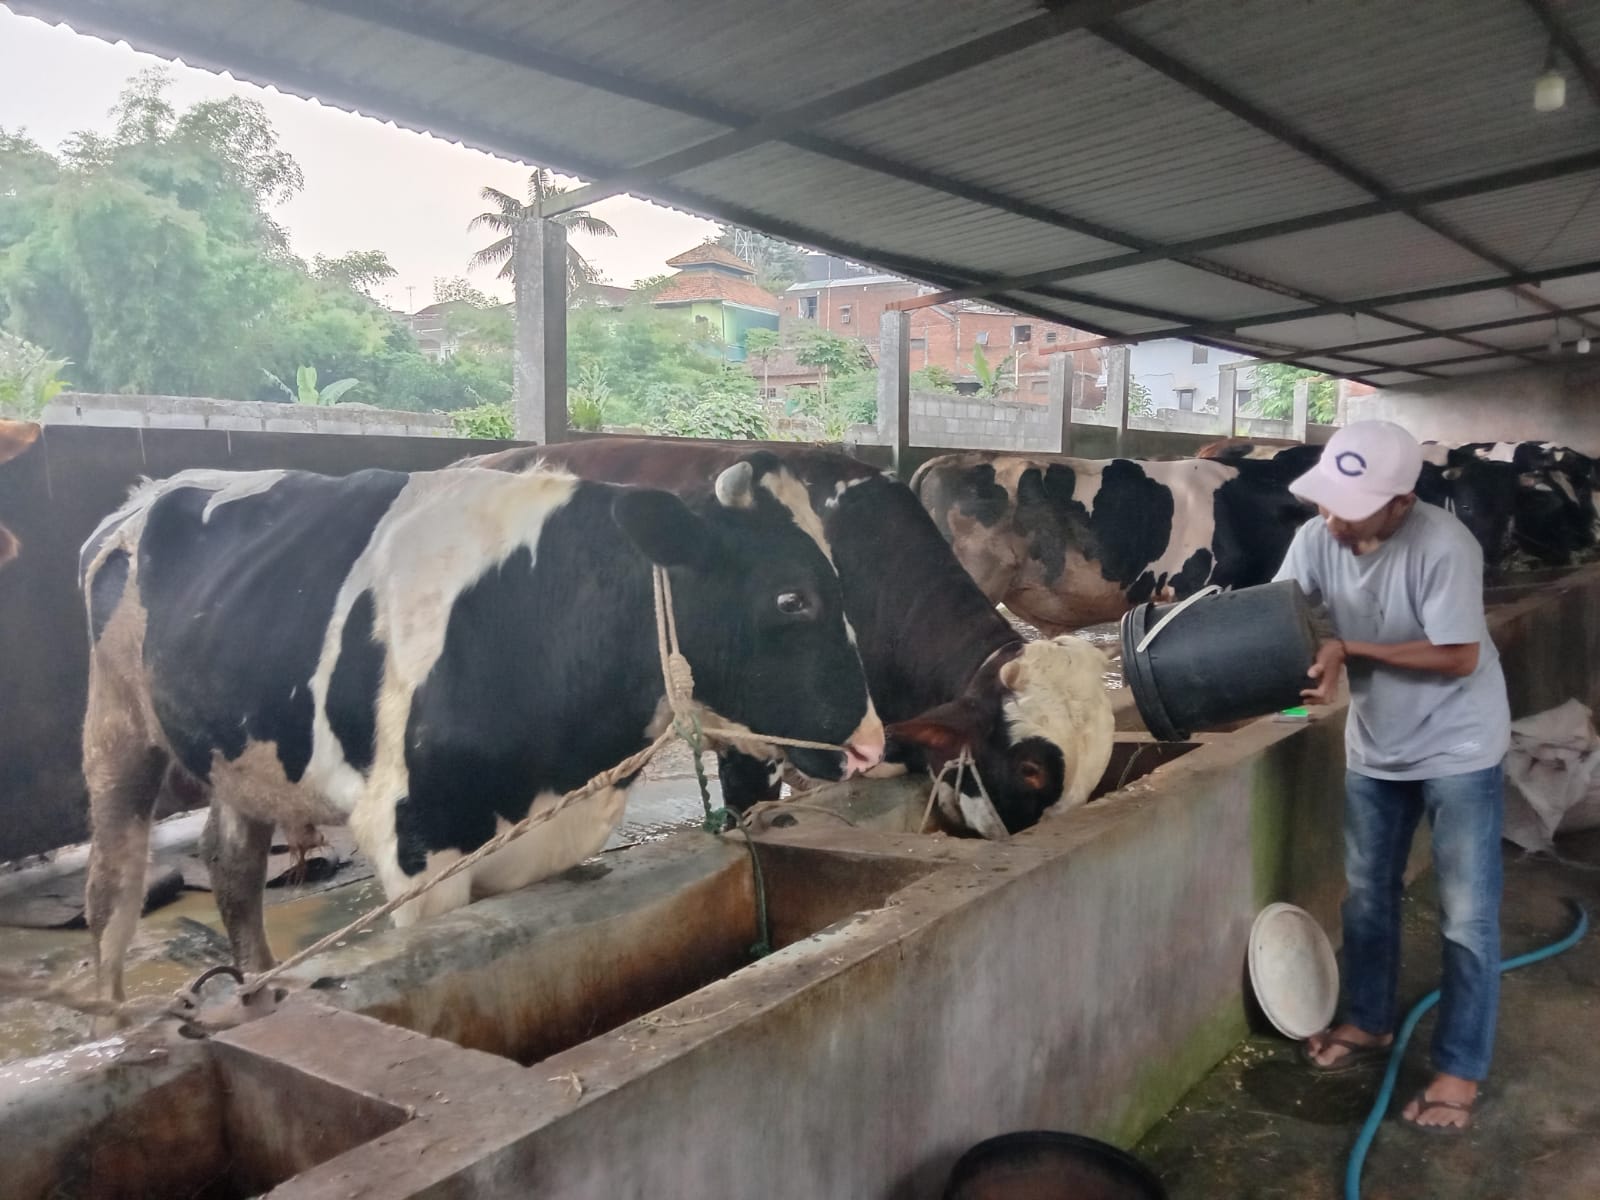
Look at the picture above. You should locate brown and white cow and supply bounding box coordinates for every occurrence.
[911,450,1314,633]
[463,441,1115,838]
[78,461,880,1010]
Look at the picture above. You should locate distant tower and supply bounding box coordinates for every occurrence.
[732,227,753,262]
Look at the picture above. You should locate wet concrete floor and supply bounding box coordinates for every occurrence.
[1136,828,1600,1200]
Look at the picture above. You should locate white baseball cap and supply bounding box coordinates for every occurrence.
[1289,421,1423,522]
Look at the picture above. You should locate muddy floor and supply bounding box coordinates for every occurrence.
[1136,828,1600,1200]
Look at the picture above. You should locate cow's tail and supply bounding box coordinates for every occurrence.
[78,476,162,590]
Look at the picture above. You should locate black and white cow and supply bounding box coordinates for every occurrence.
[78,462,881,1007]
[464,441,1115,838]
[911,451,1314,632]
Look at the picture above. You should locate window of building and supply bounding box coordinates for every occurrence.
[1012,324,1032,344]
[909,337,927,350]
[975,330,990,346]
[1235,388,1253,409]
[694,315,710,336]
[1045,330,1058,344]
[1176,387,1197,411]
[1030,379,1048,393]
[1191,345,1209,364]
[799,295,818,319]
[839,304,852,325]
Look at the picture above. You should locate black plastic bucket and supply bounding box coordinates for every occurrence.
[942,1130,1168,1200]
[1120,579,1322,742]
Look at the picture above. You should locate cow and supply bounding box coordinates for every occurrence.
[463,440,1115,838]
[0,419,40,571]
[78,461,882,1010]
[911,451,1314,632]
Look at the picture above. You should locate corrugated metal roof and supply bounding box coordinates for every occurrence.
[13,0,1600,387]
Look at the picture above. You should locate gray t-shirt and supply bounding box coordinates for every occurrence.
[1273,502,1509,780]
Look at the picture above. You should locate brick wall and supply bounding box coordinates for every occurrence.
[41,393,456,437]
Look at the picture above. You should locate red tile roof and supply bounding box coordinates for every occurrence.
[652,273,781,311]
[665,242,756,273]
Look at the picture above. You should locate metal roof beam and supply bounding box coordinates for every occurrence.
[1091,22,1600,339]
[539,0,1150,218]
[1160,258,1600,340]
[907,150,1600,306]
[1250,301,1600,365]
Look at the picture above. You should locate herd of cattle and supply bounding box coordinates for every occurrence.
[8,420,1588,1008]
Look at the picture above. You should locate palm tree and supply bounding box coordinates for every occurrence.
[468,168,618,296]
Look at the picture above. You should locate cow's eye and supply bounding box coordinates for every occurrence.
[1018,761,1047,789]
[776,591,811,616]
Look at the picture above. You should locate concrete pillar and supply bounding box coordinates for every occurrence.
[1291,375,1311,442]
[877,310,911,474]
[513,217,568,443]
[1217,364,1237,439]
[1108,344,1130,457]
[1049,351,1072,455]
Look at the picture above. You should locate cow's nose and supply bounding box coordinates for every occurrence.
[842,709,886,778]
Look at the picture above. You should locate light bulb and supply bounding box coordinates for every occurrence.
[1580,336,1593,355]
[1536,69,1567,111]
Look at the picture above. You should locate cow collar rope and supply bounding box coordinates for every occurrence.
[226,565,841,1001]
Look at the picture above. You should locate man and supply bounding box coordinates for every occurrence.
[1274,420,1510,1133]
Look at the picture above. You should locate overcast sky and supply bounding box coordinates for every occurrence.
[0,5,722,312]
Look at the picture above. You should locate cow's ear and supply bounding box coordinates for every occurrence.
[0,419,40,467]
[886,715,969,772]
[612,488,712,570]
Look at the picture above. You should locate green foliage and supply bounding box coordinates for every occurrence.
[794,326,871,406]
[0,71,501,413]
[911,364,957,393]
[969,343,1017,397]
[651,366,770,440]
[1248,363,1339,424]
[467,168,617,295]
[567,361,610,432]
[432,276,497,308]
[0,331,69,417]
[743,327,781,362]
[449,401,515,440]
[262,364,361,406]
[566,305,724,427]
[1128,378,1154,418]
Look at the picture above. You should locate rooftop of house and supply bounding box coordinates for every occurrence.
[786,273,915,293]
[665,243,757,274]
[651,272,781,311]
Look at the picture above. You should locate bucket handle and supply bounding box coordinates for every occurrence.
[1134,584,1223,655]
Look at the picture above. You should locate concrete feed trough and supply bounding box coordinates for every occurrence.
[3,565,1596,1198]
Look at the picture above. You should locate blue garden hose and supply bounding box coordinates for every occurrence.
[1344,899,1589,1200]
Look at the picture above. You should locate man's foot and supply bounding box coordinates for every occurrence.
[1400,1074,1479,1134]
[1301,1023,1393,1072]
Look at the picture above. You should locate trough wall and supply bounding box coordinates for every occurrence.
[39,392,457,437]
[190,568,1600,1199]
[0,423,522,862]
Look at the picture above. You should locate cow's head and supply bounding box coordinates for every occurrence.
[886,636,1114,836]
[612,460,883,783]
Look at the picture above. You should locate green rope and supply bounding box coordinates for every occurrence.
[672,709,771,959]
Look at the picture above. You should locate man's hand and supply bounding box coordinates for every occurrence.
[1302,639,1347,706]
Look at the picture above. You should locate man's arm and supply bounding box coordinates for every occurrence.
[1301,638,1479,705]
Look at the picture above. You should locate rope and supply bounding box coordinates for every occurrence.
[238,565,844,998]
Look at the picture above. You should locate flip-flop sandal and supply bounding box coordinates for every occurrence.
[1299,1031,1393,1074]
[1399,1090,1481,1136]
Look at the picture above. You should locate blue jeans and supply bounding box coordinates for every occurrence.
[1341,764,1504,1080]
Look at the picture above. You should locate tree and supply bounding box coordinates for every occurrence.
[911,364,957,393]
[1128,378,1154,418]
[432,276,497,308]
[969,343,1018,398]
[467,167,617,296]
[652,366,770,440]
[744,327,781,395]
[794,326,870,406]
[312,250,397,298]
[0,331,68,417]
[264,364,360,406]
[714,225,807,293]
[1248,363,1338,424]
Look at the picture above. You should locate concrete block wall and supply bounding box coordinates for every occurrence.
[850,390,1060,450]
[40,393,456,438]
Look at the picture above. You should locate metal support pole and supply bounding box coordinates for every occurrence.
[1109,345,1130,457]
[1216,364,1237,440]
[1049,351,1072,455]
[513,217,568,443]
[1291,375,1311,442]
[877,310,911,474]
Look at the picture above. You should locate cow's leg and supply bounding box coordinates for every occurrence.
[203,804,276,972]
[84,739,168,1020]
[717,750,783,813]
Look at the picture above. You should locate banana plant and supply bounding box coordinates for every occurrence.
[264,365,361,406]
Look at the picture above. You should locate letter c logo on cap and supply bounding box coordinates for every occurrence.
[1335,451,1367,477]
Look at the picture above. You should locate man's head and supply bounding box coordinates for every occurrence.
[1290,421,1422,551]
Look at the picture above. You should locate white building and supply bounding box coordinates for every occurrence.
[1129,339,1257,413]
